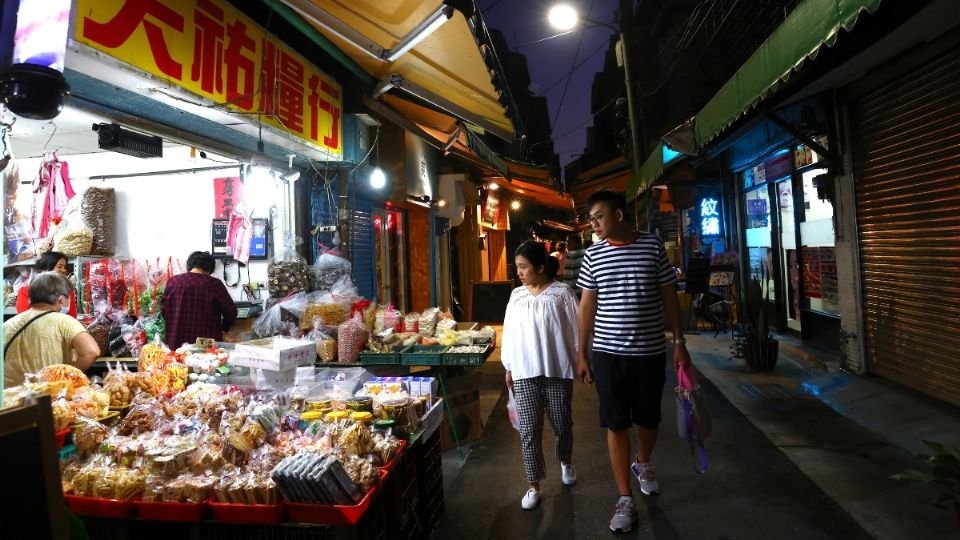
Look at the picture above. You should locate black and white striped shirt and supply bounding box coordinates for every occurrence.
[577,233,676,355]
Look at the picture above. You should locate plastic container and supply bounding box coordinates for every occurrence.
[134,499,210,522]
[64,493,136,519]
[401,345,448,366]
[442,345,491,366]
[55,427,70,449]
[209,498,285,524]
[285,482,379,525]
[359,343,409,365]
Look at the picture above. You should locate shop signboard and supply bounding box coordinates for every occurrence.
[764,150,792,181]
[698,197,722,238]
[214,176,243,219]
[73,0,343,158]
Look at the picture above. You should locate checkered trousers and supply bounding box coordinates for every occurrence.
[512,376,574,484]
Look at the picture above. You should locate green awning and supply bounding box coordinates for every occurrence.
[694,0,882,146]
[628,146,665,200]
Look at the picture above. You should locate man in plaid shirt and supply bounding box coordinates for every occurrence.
[162,251,237,349]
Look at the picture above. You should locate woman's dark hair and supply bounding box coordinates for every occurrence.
[515,241,560,280]
[555,242,567,253]
[36,251,67,271]
[186,251,216,274]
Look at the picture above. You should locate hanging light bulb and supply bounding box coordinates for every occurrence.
[370,167,387,189]
[511,200,521,210]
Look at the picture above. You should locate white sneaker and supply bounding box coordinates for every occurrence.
[521,488,541,510]
[631,461,660,495]
[561,463,577,486]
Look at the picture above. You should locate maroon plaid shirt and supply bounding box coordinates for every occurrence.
[161,272,237,348]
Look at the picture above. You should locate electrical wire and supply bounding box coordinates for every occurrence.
[538,39,610,96]
[552,90,622,141]
[551,0,599,133]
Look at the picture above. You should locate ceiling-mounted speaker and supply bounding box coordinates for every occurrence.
[0,63,70,120]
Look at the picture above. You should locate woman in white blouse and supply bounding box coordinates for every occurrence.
[502,240,580,510]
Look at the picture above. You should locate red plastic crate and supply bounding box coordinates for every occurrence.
[55,427,70,449]
[377,439,407,478]
[134,499,209,522]
[64,493,136,519]
[209,498,285,524]
[285,474,382,526]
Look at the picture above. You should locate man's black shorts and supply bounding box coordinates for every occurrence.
[592,350,667,430]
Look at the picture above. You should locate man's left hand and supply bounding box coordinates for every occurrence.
[673,342,691,370]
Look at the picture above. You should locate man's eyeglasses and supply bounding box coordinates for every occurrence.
[588,213,606,224]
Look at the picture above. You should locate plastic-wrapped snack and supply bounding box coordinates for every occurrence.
[38,363,90,390]
[73,419,110,457]
[418,307,440,338]
[143,475,165,502]
[112,468,146,501]
[372,433,401,466]
[162,476,189,503]
[337,318,369,364]
[81,187,116,256]
[336,421,374,457]
[51,397,73,431]
[402,312,419,333]
[183,474,217,503]
[343,455,380,492]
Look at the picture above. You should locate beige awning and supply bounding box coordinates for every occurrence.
[281,0,519,141]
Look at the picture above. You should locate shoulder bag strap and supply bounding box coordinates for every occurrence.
[4,310,58,355]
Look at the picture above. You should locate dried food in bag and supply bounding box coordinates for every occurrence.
[81,187,116,256]
[337,318,368,364]
[311,249,351,291]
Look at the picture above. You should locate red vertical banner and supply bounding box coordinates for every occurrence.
[214,176,243,218]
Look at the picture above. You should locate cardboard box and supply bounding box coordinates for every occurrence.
[230,337,316,371]
[440,391,481,451]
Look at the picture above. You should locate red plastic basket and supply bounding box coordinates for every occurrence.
[209,498,285,524]
[377,439,407,477]
[64,493,136,519]
[134,499,210,522]
[285,479,380,525]
[55,427,70,449]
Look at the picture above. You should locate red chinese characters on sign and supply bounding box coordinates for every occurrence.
[190,0,225,94]
[82,0,185,80]
[77,0,342,155]
[214,176,243,219]
[309,75,341,149]
[224,19,256,110]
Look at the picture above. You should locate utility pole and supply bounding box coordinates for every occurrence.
[617,0,649,229]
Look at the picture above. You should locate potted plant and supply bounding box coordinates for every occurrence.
[742,267,778,371]
[892,440,960,528]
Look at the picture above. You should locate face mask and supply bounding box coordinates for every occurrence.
[60,305,70,314]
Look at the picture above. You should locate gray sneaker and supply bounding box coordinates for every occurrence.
[631,461,660,495]
[609,495,638,533]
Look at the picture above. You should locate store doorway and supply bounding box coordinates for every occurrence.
[777,179,802,332]
[373,208,408,312]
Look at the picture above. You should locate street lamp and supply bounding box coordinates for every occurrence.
[548,2,644,198]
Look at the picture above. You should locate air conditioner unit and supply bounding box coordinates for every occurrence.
[92,123,163,158]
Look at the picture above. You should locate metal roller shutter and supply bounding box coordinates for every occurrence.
[850,47,960,406]
[347,196,376,301]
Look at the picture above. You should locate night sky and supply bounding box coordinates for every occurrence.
[480,0,621,168]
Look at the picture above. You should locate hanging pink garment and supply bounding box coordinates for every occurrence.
[227,203,254,264]
[31,152,75,238]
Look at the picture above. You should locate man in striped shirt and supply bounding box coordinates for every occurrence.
[576,190,689,534]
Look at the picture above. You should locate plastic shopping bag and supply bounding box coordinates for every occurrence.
[676,365,711,474]
[507,389,520,431]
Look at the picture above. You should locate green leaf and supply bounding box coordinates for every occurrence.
[891,470,934,483]
[922,440,948,455]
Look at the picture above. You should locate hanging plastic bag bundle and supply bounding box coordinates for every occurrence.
[309,247,351,292]
[675,365,712,474]
[52,198,93,257]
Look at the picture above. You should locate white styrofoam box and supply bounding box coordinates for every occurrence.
[420,398,444,440]
[256,367,318,390]
[230,337,316,371]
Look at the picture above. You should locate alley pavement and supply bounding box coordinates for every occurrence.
[438,354,874,539]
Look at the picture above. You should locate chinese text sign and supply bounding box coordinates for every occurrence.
[75,0,342,157]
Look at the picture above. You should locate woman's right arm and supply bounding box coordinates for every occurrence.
[72,331,101,370]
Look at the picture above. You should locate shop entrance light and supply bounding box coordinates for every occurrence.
[511,200,521,210]
[370,167,387,189]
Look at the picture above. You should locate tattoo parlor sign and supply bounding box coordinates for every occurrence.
[74,0,343,157]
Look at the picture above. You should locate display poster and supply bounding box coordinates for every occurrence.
[213,176,243,219]
[821,273,839,304]
[802,246,822,298]
[481,190,501,228]
[764,151,792,181]
[753,163,766,185]
[74,0,343,157]
[743,168,755,189]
